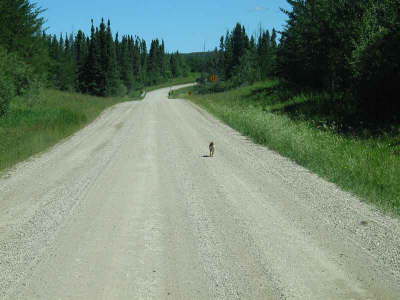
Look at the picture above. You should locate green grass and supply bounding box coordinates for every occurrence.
[0,89,135,172]
[171,81,400,217]
[0,75,198,173]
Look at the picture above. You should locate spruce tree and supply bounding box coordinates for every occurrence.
[132,38,142,82]
[0,0,46,74]
[119,36,134,92]
[39,17,180,96]
[105,20,119,96]
[148,39,161,84]
[75,30,87,92]
[81,20,102,95]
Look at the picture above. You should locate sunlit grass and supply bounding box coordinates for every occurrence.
[172,82,400,216]
[0,74,198,173]
[0,89,132,172]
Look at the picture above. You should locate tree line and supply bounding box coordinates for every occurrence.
[0,0,189,116]
[200,23,278,89]
[278,0,400,122]
[46,19,189,96]
[202,0,400,124]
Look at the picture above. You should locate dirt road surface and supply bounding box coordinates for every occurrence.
[1,85,399,299]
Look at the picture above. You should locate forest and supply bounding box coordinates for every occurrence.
[0,0,190,116]
[199,0,400,128]
[1,0,400,128]
[46,20,189,96]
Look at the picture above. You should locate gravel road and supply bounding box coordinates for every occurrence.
[1,85,399,299]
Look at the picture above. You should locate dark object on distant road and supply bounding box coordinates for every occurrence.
[209,142,215,157]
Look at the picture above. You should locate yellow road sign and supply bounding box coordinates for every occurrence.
[210,74,218,82]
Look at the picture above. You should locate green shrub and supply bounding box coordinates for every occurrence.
[231,49,260,86]
[183,82,400,215]
[0,47,16,116]
[114,80,128,97]
[0,46,39,116]
[195,81,236,94]
[351,1,400,121]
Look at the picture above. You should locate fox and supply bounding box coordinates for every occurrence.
[209,142,215,157]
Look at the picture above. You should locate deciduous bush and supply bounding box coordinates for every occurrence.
[0,46,39,116]
[351,0,400,121]
[0,47,16,116]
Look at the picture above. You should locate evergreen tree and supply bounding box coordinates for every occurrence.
[257,30,273,79]
[0,0,46,72]
[104,20,119,96]
[81,20,102,95]
[75,30,88,92]
[278,0,365,90]
[232,47,259,85]
[148,39,162,84]
[132,37,143,84]
[56,33,76,91]
[119,36,134,92]
[0,10,187,100]
[351,0,400,121]
[0,0,45,115]
[139,39,148,84]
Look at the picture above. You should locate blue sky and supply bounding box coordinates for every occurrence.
[36,0,290,53]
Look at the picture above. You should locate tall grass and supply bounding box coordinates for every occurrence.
[0,75,198,173]
[172,82,400,216]
[0,89,132,172]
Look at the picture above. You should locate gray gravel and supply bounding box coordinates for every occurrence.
[0,84,399,299]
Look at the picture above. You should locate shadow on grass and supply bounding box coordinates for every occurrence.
[244,82,400,140]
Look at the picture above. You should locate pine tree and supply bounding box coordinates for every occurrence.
[55,33,76,91]
[148,39,161,84]
[81,20,102,95]
[75,30,87,92]
[0,0,46,72]
[39,18,181,97]
[119,36,134,92]
[132,37,142,83]
[139,39,148,84]
[104,20,119,96]
[170,52,187,78]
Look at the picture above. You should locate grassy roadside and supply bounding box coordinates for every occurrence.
[171,82,400,217]
[0,89,132,172]
[0,76,197,173]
